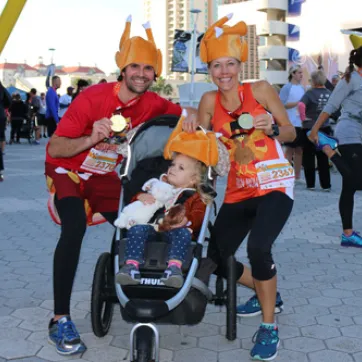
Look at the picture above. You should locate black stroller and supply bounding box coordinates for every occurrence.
[18,116,35,144]
[90,115,238,362]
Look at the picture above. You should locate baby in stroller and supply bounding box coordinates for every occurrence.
[116,152,213,288]
[91,113,237,362]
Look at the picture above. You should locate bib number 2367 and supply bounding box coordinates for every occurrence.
[255,159,294,190]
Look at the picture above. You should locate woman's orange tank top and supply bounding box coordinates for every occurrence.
[211,83,294,203]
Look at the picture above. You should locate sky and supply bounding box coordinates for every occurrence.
[0,0,145,74]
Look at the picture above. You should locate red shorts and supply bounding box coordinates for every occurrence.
[45,163,121,225]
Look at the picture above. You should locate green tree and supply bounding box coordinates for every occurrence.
[150,76,173,96]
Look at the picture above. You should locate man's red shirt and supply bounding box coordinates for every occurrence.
[45,82,182,171]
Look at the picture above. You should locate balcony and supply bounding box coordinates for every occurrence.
[259,69,288,84]
[256,20,288,37]
[256,0,288,12]
[258,45,288,61]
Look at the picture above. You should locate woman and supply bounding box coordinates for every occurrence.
[8,93,27,144]
[183,14,296,361]
[299,70,332,190]
[279,65,305,182]
[309,46,362,248]
[0,81,11,181]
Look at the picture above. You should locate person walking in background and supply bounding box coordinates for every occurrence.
[8,93,27,144]
[280,65,305,182]
[309,46,362,248]
[298,70,332,191]
[0,81,11,181]
[58,87,74,121]
[72,79,89,101]
[38,92,47,138]
[46,76,61,137]
[331,74,341,88]
[30,88,41,144]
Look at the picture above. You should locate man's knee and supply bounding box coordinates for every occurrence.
[57,197,87,240]
[247,245,276,281]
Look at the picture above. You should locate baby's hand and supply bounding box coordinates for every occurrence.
[168,216,189,230]
[137,193,156,205]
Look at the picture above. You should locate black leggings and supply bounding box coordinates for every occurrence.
[330,144,362,230]
[11,118,23,141]
[53,197,117,315]
[208,191,293,281]
[303,127,331,189]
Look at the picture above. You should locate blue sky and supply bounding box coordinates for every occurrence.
[0,0,145,74]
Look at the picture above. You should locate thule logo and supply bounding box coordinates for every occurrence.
[140,278,165,286]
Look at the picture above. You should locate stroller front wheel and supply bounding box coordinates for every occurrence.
[226,255,237,341]
[132,326,155,362]
[91,252,114,337]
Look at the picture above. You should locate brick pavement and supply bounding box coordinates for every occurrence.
[1,139,362,361]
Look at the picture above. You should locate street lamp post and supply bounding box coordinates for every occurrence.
[189,8,201,107]
[48,48,55,65]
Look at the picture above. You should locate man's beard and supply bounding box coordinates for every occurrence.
[125,76,152,95]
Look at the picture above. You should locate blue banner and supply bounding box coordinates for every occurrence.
[288,24,300,41]
[288,48,301,63]
[171,30,192,73]
[288,0,305,16]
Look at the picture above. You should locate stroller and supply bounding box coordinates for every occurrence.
[18,116,35,144]
[90,115,238,362]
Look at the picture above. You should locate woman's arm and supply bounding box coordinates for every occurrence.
[252,81,296,143]
[182,91,215,132]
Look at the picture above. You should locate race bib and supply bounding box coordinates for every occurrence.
[255,159,294,190]
[80,148,118,175]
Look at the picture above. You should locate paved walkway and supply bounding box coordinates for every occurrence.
[1,139,362,362]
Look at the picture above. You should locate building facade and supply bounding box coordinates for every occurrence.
[144,0,218,81]
[0,61,106,92]
[0,63,38,87]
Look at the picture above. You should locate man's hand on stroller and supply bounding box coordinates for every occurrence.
[137,193,156,205]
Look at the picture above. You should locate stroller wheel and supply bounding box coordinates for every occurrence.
[133,326,155,362]
[226,255,237,341]
[91,252,114,337]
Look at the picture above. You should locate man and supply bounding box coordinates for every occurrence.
[72,79,89,101]
[38,92,47,138]
[29,88,41,144]
[58,86,74,121]
[45,15,195,356]
[331,74,341,88]
[46,76,61,137]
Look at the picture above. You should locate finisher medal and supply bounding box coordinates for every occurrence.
[110,114,128,133]
[238,114,254,130]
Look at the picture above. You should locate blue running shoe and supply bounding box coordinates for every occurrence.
[48,316,86,355]
[251,324,280,361]
[237,292,283,317]
[307,131,338,151]
[341,231,362,248]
